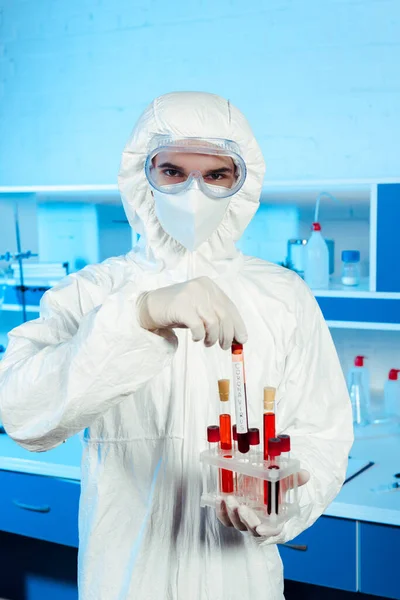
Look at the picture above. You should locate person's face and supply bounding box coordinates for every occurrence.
[152,151,237,189]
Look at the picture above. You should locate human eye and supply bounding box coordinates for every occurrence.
[163,168,184,178]
[205,172,225,181]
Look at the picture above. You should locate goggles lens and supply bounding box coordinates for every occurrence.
[145,137,246,199]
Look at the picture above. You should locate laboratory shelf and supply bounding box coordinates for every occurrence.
[316,296,400,326]
[326,320,400,331]
[2,304,40,313]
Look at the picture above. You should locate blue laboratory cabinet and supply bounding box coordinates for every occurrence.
[376,184,400,293]
[0,468,79,600]
[359,522,400,599]
[279,517,357,591]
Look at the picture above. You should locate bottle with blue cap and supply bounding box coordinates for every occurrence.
[341,250,360,286]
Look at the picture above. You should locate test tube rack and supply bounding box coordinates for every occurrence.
[200,449,301,525]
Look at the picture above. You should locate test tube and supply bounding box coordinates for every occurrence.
[267,437,281,516]
[248,428,261,503]
[278,435,292,504]
[248,428,260,464]
[218,379,234,494]
[207,425,220,495]
[207,425,220,452]
[278,434,291,459]
[231,343,250,454]
[263,387,276,504]
[232,424,238,452]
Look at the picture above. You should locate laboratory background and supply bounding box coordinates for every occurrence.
[0,0,399,599]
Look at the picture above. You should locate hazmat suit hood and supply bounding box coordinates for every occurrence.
[118,92,266,268]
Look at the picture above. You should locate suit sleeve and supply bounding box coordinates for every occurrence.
[0,267,177,451]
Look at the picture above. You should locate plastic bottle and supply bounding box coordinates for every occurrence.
[341,250,361,286]
[384,369,400,419]
[349,370,369,426]
[304,222,330,290]
[347,356,370,410]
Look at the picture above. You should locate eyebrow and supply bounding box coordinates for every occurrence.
[157,162,184,170]
[156,162,233,174]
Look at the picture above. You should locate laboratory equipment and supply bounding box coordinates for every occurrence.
[267,438,281,515]
[341,250,360,286]
[384,369,400,419]
[232,424,238,452]
[348,369,369,426]
[263,387,276,503]
[372,482,400,493]
[347,356,371,411]
[325,239,335,275]
[231,343,250,453]
[286,239,307,276]
[278,434,291,459]
[304,223,330,289]
[200,439,301,526]
[218,379,234,493]
[248,428,260,464]
[207,425,220,451]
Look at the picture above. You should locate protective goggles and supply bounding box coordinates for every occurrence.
[145,136,247,199]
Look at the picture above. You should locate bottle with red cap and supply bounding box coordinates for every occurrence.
[304,222,330,290]
[347,355,371,413]
[349,367,369,427]
[384,369,400,419]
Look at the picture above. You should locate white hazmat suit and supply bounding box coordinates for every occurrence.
[0,92,353,599]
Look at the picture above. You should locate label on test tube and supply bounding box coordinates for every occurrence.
[232,355,248,434]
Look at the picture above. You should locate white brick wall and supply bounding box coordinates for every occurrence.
[0,0,399,185]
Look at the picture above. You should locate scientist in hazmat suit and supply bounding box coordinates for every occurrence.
[0,92,353,600]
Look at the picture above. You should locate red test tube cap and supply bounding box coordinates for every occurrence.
[355,355,365,367]
[248,427,260,446]
[232,424,238,441]
[278,434,291,452]
[207,425,220,443]
[268,437,282,457]
[232,342,243,354]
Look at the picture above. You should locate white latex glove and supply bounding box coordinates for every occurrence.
[137,276,247,350]
[216,470,310,537]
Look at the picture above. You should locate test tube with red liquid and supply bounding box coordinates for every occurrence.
[231,343,250,454]
[207,425,220,493]
[248,427,261,502]
[267,437,281,515]
[263,387,276,504]
[218,379,234,494]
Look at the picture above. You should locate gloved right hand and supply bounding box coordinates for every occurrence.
[137,276,247,350]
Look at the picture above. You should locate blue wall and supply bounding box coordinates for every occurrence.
[0,0,399,186]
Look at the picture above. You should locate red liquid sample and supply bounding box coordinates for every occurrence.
[219,413,234,493]
[237,432,249,454]
[263,412,276,504]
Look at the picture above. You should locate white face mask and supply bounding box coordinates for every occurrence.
[153,186,231,251]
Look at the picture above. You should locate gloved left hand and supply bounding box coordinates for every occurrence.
[216,469,310,537]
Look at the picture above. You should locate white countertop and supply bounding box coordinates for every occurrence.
[0,423,399,527]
